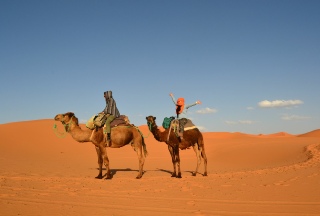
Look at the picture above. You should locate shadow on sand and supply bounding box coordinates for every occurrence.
[95,168,144,179]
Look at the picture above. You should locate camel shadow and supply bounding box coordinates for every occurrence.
[185,170,207,176]
[156,168,172,174]
[95,168,145,179]
[157,169,205,177]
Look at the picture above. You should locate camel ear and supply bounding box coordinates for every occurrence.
[154,117,156,120]
[65,112,74,117]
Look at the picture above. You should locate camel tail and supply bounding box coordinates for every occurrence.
[142,137,148,157]
[134,126,148,157]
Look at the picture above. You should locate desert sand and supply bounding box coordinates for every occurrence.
[1,119,320,216]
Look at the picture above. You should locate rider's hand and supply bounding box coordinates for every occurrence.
[196,100,202,104]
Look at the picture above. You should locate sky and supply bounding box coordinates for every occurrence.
[1,0,319,135]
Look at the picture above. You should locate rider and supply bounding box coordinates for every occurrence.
[169,93,201,140]
[102,90,120,147]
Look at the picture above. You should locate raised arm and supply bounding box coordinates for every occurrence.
[169,93,177,105]
[185,100,202,109]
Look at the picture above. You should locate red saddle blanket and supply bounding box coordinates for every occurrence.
[110,115,131,128]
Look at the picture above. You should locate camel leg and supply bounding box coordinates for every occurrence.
[99,145,112,179]
[174,145,182,178]
[167,145,177,177]
[95,146,103,179]
[200,145,208,176]
[134,143,145,179]
[192,143,202,176]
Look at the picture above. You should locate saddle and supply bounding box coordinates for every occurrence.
[109,115,131,128]
[170,119,196,132]
[86,114,131,130]
[167,119,197,142]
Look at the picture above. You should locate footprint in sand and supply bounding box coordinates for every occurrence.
[193,210,206,216]
[187,200,195,206]
[308,173,318,178]
[274,181,290,186]
[221,184,232,187]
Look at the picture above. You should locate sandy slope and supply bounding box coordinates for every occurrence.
[1,120,320,216]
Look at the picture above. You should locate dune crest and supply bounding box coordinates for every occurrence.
[298,129,320,137]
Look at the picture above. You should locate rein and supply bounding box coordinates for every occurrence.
[140,123,153,138]
[53,116,74,138]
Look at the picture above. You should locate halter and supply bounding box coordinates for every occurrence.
[53,115,74,138]
[147,121,157,132]
[143,121,156,138]
[62,115,74,132]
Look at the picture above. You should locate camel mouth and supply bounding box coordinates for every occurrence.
[54,114,63,121]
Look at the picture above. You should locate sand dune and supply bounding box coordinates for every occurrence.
[1,119,320,215]
[298,129,320,137]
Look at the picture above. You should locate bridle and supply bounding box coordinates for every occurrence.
[144,120,158,138]
[53,114,74,138]
[147,120,156,132]
[61,115,74,132]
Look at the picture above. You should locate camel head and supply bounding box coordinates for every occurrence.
[146,116,157,131]
[54,112,79,131]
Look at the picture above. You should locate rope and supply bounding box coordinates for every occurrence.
[133,125,151,138]
[140,124,154,139]
[52,116,73,139]
[53,123,67,138]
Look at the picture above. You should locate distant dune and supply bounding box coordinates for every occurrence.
[298,129,320,137]
[1,119,320,215]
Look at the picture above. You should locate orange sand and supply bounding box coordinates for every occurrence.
[1,120,320,215]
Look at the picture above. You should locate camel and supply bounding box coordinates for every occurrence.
[146,115,207,178]
[54,112,147,179]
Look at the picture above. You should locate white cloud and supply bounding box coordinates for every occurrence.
[258,100,303,108]
[225,120,254,125]
[281,114,310,121]
[225,121,238,125]
[196,107,217,114]
[238,120,254,124]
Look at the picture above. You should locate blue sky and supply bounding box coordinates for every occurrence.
[1,0,319,135]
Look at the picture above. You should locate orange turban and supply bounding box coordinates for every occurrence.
[176,97,185,115]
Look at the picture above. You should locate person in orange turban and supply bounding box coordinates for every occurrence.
[169,93,201,140]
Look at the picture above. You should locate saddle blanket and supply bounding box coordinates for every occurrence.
[86,115,130,130]
[184,119,197,131]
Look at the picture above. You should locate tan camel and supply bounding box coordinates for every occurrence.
[54,112,147,179]
[146,115,207,178]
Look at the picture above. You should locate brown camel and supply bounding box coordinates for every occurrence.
[146,115,207,178]
[54,112,147,179]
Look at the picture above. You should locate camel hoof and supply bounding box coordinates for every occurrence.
[192,172,197,176]
[203,172,208,176]
[95,175,103,179]
[177,173,182,178]
[136,176,142,179]
[105,174,112,180]
[171,173,176,178]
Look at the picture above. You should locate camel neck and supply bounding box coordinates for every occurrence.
[151,124,166,142]
[69,125,92,143]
